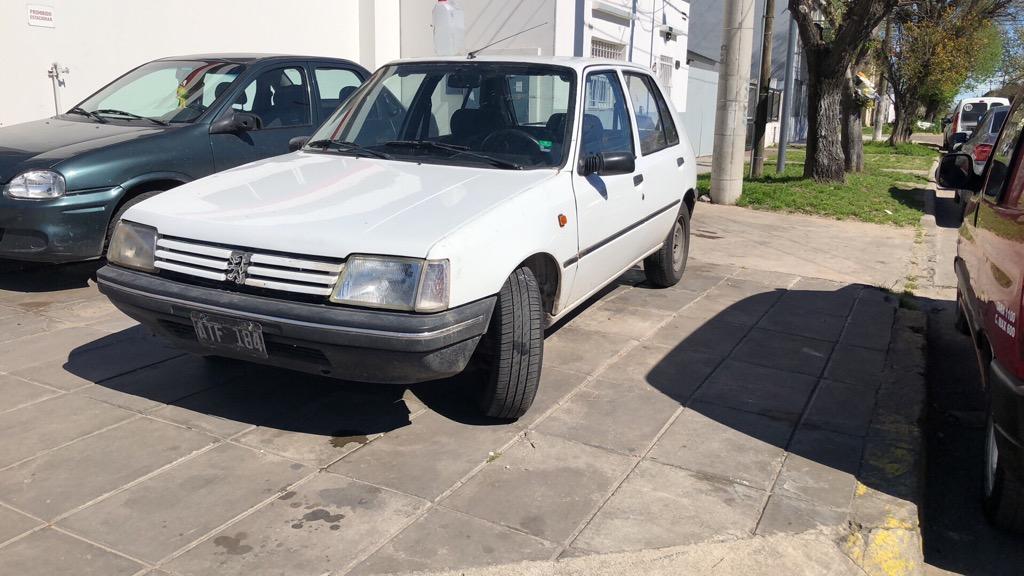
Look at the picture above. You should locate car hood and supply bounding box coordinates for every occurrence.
[128,152,559,259]
[0,117,168,183]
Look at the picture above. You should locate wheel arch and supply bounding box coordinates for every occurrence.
[109,173,191,222]
[516,252,562,318]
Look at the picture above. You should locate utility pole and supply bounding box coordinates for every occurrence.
[872,16,891,143]
[47,62,69,116]
[750,0,776,178]
[628,0,638,61]
[776,14,798,174]
[710,0,756,204]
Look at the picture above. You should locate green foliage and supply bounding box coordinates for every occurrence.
[697,146,937,226]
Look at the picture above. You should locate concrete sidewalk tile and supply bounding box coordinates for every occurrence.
[804,379,877,437]
[859,439,922,502]
[515,367,589,427]
[758,304,847,342]
[573,459,764,553]
[542,326,637,375]
[606,285,702,313]
[0,326,109,373]
[776,428,864,510]
[0,505,42,544]
[649,402,792,490]
[330,411,521,501]
[777,288,857,318]
[442,432,633,543]
[707,278,783,300]
[649,315,750,358]
[535,378,679,455]
[569,300,672,340]
[165,472,425,576]
[31,297,122,325]
[0,312,69,344]
[692,360,818,422]
[75,355,237,413]
[730,268,801,289]
[0,374,60,412]
[238,388,420,466]
[824,344,886,389]
[731,328,834,376]
[59,442,308,563]
[350,507,558,576]
[9,363,96,392]
[681,290,781,326]
[0,528,143,576]
[756,494,849,535]
[676,267,731,293]
[0,394,134,469]
[61,329,182,383]
[0,417,216,520]
[841,299,896,351]
[600,343,719,402]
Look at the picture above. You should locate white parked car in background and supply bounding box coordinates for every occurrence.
[943,96,1011,149]
[97,56,698,419]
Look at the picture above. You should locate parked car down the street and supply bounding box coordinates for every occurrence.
[957,105,1009,176]
[943,96,1011,150]
[96,56,699,420]
[936,92,1024,532]
[0,53,368,263]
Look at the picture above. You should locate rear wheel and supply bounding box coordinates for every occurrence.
[476,266,543,420]
[984,401,1024,532]
[644,206,690,288]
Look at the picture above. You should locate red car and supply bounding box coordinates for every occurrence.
[938,95,1024,531]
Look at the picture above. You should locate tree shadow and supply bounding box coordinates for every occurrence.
[888,185,928,214]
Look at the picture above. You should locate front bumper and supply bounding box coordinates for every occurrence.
[0,188,120,262]
[990,359,1024,477]
[96,266,495,384]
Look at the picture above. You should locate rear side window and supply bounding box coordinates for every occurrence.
[991,109,1009,135]
[624,73,679,155]
[315,68,362,119]
[982,104,1024,201]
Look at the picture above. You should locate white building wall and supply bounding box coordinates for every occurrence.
[0,0,400,128]
[399,0,558,58]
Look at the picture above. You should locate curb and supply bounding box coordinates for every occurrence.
[840,306,928,576]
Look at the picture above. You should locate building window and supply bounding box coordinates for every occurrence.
[658,56,674,91]
[591,39,625,60]
[768,88,783,122]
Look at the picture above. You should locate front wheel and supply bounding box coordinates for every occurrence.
[644,206,690,288]
[984,403,1024,532]
[476,267,544,420]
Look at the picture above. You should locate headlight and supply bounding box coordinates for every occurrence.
[4,170,66,200]
[107,221,158,272]
[331,256,449,312]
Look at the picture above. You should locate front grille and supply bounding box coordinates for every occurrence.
[154,236,343,298]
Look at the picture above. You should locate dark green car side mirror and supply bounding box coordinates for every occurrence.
[210,112,262,135]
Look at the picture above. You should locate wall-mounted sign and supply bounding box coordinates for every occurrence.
[27,5,55,28]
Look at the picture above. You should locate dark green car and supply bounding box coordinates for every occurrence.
[0,53,368,263]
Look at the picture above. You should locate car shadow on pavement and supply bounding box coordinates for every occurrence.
[0,260,100,292]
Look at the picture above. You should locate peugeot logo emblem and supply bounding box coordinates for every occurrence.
[225,251,252,285]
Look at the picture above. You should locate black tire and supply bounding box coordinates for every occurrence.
[984,405,1024,532]
[104,190,163,251]
[476,267,543,420]
[955,291,970,335]
[644,206,690,288]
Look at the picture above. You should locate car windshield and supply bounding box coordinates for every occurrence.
[70,60,246,124]
[306,62,576,169]
[961,102,989,126]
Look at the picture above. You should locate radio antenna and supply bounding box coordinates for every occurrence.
[466,22,549,59]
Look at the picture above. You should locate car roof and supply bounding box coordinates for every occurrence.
[960,96,1010,105]
[155,53,360,65]
[387,54,654,74]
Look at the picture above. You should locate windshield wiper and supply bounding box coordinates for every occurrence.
[67,107,107,123]
[93,109,168,126]
[306,139,392,160]
[385,140,522,170]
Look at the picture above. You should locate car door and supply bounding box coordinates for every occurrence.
[210,63,315,171]
[968,103,1024,361]
[567,68,646,305]
[622,71,684,243]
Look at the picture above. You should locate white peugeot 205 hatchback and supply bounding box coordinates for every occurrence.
[97,56,699,420]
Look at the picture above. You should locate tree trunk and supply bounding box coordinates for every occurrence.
[804,58,847,182]
[842,70,865,172]
[889,91,916,144]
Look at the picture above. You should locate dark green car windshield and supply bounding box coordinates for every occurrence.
[71,60,246,124]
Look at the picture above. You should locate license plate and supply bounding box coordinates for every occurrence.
[191,312,267,359]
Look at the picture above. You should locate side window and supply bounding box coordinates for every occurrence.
[983,104,1024,201]
[315,68,362,118]
[233,66,311,128]
[624,73,678,155]
[581,71,633,157]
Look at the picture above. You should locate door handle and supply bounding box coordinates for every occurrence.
[677,157,685,166]
[633,174,644,186]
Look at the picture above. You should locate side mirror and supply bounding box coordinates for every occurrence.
[952,132,970,145]
[288,136,310,152]
[578,151,635,176]
[209,112,261,135]
[936,153,981,193]
[942,116,952,126]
